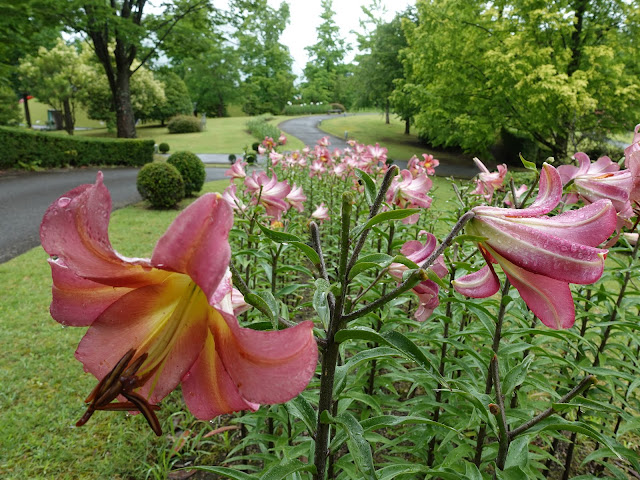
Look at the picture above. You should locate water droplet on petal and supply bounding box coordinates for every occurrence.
[58,197,71,207]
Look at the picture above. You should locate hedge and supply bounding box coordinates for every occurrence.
[0,126,155,169]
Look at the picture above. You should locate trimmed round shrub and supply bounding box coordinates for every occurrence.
[228,153,237,163]
[167,151,206,196]
[137,162,185,209]
[252,142,260,152]
[330,102,346,113]
[158,142,170,153]
[245,153,257,164]
[167,115,202,134]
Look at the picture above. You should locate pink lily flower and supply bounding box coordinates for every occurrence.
[389,232,448,322]
[262,136,276,151]
[222,184,246,212]
[245,171,291,220]
[386,170,433,224]
[472,158,507,202]
[557,152,633,218]
[623,124,640,205]
[504,185,528,207]
[269,151,283,166]
[365,143,388,166]
[422,154,440,175]
[225,159,247,180]
[40,173,317,423]
[285,184,307,212]
[317,136,330,147]
[310,160,327,178]
[311,203,330,222]
[258,145,267,155]
[278,134,287,145]
[453,164,617,329]
[622,232,638,246]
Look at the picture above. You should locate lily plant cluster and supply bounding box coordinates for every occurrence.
[39,125,640,478]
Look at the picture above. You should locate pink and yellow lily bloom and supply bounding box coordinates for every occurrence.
[244,171,292,220]
[624,124,640,206]
[40,173,317,423]
[389,232,448,322]
[386,169,433,224]
[471,158,507,202]
[311,203,330,222]
[285,184,307,213]
[453,164,617,329]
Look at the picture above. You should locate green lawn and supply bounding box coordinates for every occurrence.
[319,113,472,166]
[0,180,230,480]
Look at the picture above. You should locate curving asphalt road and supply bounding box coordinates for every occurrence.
[0,166,229,264]
[279,114,479,178]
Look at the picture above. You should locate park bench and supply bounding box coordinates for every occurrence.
[327,109,343,114]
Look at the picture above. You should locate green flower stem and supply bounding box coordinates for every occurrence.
[508,374,595,440]
[474,279,511,467]
[491,356,509,471]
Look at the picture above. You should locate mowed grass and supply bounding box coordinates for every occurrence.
[0,180,229,479]
[320,113,472,166]
[70,116,306,154]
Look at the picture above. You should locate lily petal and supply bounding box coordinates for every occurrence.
[152,194,232,303]
[40,172,159,287]
[212,311,317,404]
[76,274,209,404]
[181,331,259,420]
[489,248,575,329]
[452,264,500,298]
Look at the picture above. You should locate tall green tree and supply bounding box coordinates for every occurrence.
[354,12,410,123]
[53,0,211,138]
[150,70,193,125]
[302,0,350,104]
[231,0,295,115]
[19,39,90,135]
[404,0,640,161]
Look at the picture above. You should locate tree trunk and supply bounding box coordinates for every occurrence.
[115,69,137,138]
[404,118,410,135]
[62,98,74,135]
[385,99,390,124]
[22,93,32,128]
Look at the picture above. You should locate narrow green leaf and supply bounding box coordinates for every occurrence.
[261,459,315,480]
[331,411,377,479]
[256,291,279,328]
[355,168,377,206]
[313,278,331,329]
[289,241,321,265]
[257,222,302,242]
[519,153,538,172]
[464,462,483,480]
[335,327,446,386]
[275,283,306,297]
[352,209,420,238]
[190,466,255,480]
[245,293,274,323]
[504,435,530,469]
[377,464,432,480]
[285,394,317,436]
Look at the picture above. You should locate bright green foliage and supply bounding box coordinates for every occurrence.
[0,126,154,169]
[403,0,640,162]
[246,115,281,142]
[354,12,410,123]
[150,71,193,125]
[137,162,186,209]
[231,0,295,115]
[0,84,21,126]
[301,0,350,104]
[167,114,202,134]
[158,142,170,153]
[18,39,90,135]
[167,151,205,196]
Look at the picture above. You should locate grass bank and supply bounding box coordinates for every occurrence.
[0,180,229,479]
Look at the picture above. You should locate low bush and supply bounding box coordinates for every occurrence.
[228,154,236,163]
[246,115,281,142]
[245,153,257,164]
[136,162,185,208]
[167,151,205,196]
[167,115,202,134]
[158,142,170,153]
[0,126,154,169]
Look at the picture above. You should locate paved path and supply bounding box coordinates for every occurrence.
[279,114,479,178]
[0,166,229,264]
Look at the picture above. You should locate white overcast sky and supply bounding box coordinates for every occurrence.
[269,0,416,77]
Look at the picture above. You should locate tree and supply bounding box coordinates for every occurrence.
[231,0,295,115]
[301,0,350,104]
[52,0,211,138]
[18,39,90,135]
[354,12,409,123]
[403,0,640,162]
[79,46,165,129]
[150,71,193,125]
[0,83,21,126]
